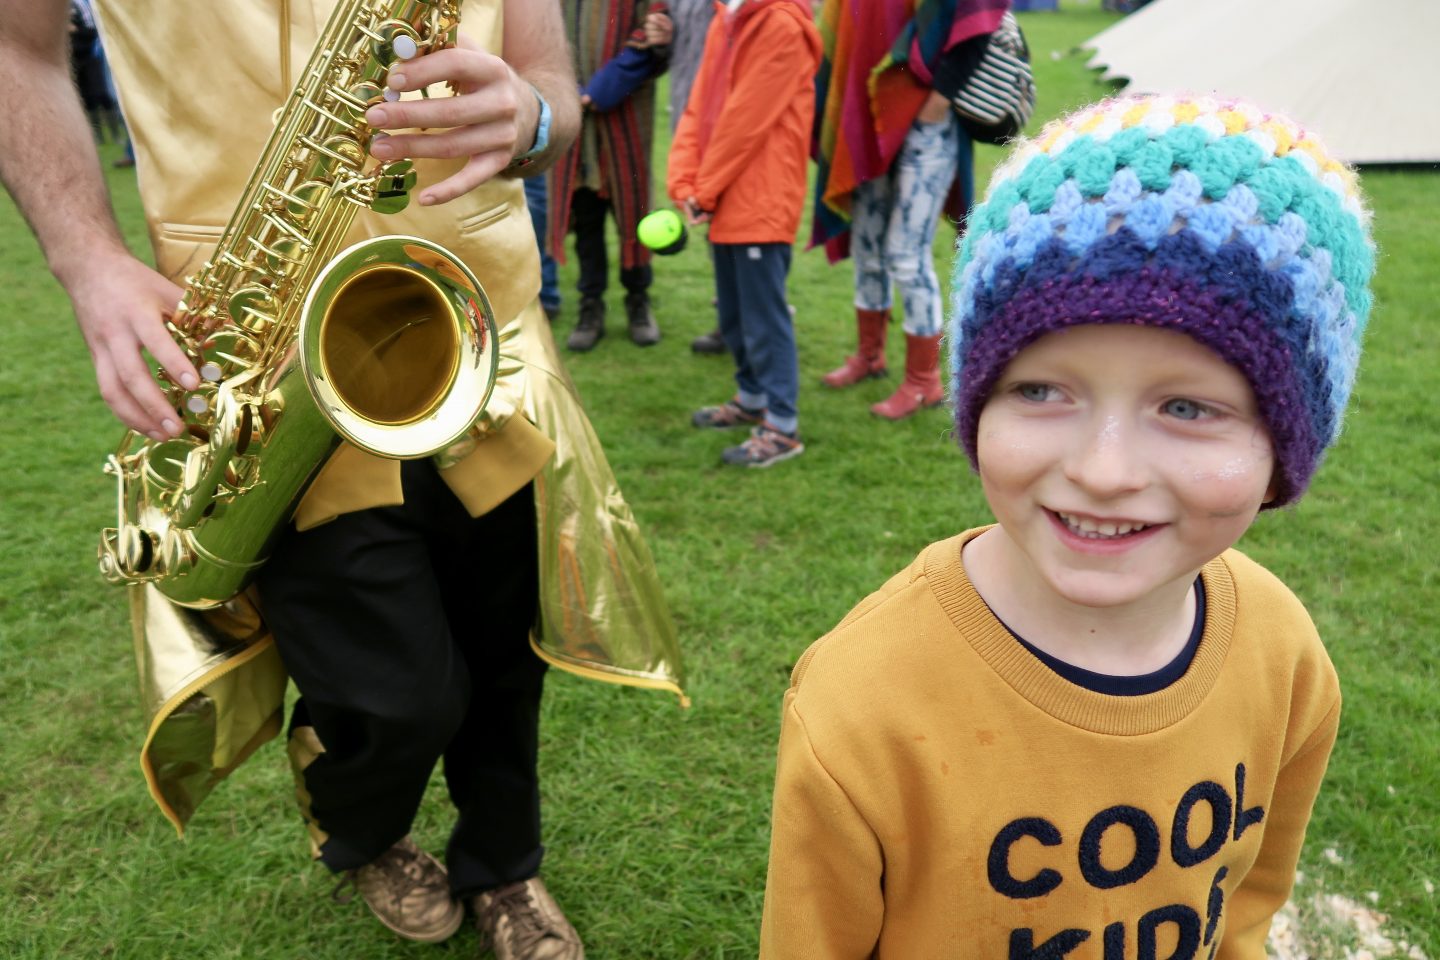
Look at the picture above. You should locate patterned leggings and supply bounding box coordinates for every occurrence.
[852,113,965,337]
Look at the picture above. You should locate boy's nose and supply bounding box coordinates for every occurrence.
[1061,414,1149,498]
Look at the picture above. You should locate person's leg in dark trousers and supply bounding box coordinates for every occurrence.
[604,196,658,345]
[733,243,798,434]
[712,243,768,415]
[435,480,547,896]
[568,187,610,350]
[571,186,609,302]
[619,262,652,299]
[256,464,544,881]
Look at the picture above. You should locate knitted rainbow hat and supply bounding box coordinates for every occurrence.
[950,94,1375,507]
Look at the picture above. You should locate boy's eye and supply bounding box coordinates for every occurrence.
[1017,383,1058,402]
[1162,398,1210,421]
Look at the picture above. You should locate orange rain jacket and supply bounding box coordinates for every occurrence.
[666,0,821,245]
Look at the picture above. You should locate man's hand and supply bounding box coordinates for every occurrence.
[69,251,195,440]
[682,196,711,227]
[365,35,541,206]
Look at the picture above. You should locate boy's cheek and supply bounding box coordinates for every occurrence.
[976,414,1053,480]
[1173,447,1276,519]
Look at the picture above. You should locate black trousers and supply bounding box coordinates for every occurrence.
[256,461,545,896]
[571,185,652,300]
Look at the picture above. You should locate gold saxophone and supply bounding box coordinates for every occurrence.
[97,0,498,609]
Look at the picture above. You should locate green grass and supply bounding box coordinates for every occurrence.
[2,4,1436,957]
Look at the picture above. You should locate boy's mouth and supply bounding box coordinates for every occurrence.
[1052,510,1155,540]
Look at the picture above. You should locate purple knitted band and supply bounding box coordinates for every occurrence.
[956,268,1323,507]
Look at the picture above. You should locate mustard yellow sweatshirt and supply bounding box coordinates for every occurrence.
[760,528,1339,960]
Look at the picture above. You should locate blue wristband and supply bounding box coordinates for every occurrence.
[507,84,551,171]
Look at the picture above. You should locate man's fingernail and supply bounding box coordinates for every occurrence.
[419,194,435,206]
[388,71,406,89]
[371,138,394,158]
[367,106,389,126]
[180,373,199,389]
[147,430,165,442]
[162,419,180,435]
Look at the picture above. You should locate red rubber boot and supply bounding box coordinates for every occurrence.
[821,308,890,388]
[870,333,944,420]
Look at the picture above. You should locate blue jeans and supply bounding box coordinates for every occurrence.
[523,176,560,312]
[713,242,798,433]
[851,114,967,337]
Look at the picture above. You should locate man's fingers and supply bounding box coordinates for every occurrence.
[372,123,505,163]
[96,338,180,438]
[113,341,182,436]
[141,319,200,391]
[421,154,509,206]
[93,355,157,438]
[368,85,516,133]
[382,46,506,100]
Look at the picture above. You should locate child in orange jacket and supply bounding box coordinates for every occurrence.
[667,0,821,468]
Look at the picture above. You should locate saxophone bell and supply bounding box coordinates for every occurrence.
[301,235,497,460]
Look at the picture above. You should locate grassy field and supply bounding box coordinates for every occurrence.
[2,3,1436,957]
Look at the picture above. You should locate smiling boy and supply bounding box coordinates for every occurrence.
[759,95,1375,959]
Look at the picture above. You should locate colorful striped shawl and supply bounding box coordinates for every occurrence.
[812,0,1008,261]
[549,0,660,270]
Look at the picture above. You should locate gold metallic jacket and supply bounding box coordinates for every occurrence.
[95,0,686,832]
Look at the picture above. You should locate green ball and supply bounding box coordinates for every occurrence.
[637,209,687,254]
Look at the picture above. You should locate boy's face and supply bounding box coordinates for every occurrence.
[975,324,1276,612]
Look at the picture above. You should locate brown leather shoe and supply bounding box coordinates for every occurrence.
[473,877,584,960]
[333,836,464,943]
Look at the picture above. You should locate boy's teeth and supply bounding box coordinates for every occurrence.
[1058,512,1150,539]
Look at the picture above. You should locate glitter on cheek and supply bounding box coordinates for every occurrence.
[1214,456,1259,482]
[1183,452,1275,518]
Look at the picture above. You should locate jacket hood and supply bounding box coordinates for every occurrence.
[728,0,822,57]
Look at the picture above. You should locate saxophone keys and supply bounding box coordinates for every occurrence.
[274,239,305,271]
[228,285,278,333]
[369,21,421,64]
[344,81,385,122]
[206,328,263,368]
[305,133,365,176]
[370,160,417,214]
[288,182,328,221]
[100,525,157,579]
[156,529,196,577]
[392,33,418,60]
[223,455,261,493]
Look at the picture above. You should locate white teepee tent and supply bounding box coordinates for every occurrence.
[1082,0,1440,164]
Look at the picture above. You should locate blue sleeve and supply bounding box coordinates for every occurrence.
[581,46,661,113]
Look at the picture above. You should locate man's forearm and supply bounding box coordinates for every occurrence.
[0,1,135,290]
[517,67,581,175]
[502,0,581,176]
